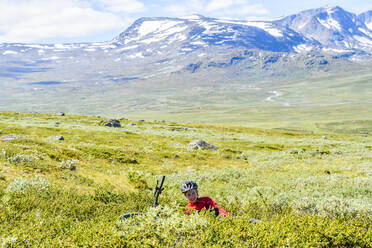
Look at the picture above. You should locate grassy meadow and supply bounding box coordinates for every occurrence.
[2,67,372,130]
[0,111,371,247]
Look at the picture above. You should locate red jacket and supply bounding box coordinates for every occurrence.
[185,197,230,216]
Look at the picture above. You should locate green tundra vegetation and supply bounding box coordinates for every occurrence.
[0,111,371,247]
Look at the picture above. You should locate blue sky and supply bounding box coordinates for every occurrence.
[0,0,371,44]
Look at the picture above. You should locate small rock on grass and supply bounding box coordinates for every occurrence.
[102,119,121,127]
[188,140,218,150]
[48,135,64,141]
[1,135,24,142]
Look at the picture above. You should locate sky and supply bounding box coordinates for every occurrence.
[0,0,371,44]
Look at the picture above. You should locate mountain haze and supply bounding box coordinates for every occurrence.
[0,5,371,126]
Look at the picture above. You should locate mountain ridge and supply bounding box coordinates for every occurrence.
[0,5,372,117]
[110,5,372,54]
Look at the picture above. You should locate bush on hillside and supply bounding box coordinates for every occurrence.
[7,154,35,165]
[58,159,77,171]
[5,176,50,193]
[115,206,371,247]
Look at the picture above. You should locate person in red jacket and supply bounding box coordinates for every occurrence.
[181,181,230,216]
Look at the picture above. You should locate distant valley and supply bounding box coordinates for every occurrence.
[0,5,372,130]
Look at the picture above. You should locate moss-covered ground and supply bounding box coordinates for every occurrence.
[0,111,371,247]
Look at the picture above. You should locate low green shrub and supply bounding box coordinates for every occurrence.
[0,173,370,247]
[115,206,371,247]
[127,171,150,189]
[77,146,139,164]
[6,154,35,165]
[58,159,77,171]
[0,111,371,246]
[5,175,50,193]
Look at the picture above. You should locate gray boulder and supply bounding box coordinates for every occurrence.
[188,140,218,150]
[1,135,23,142]
[102,119,121,127]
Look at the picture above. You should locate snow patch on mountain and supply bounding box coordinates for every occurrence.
[199,21,217,34]
[322,48,350,53]
[117,45,138,52]
[24,44,53,49]
[140,27,188,44]
[91,43,117,50]
[326,5,339,14]
[216,19,283,37]
[246,22,283,37]
[298,22,308,29]
[358,28,372,36]
[3,50,17,55]
[138,20,184,36]
[54,44,75,49]
[163,26,188,36]
[191,41,205,46]
[128,52,144,59]
[317,17,342,31]
[141,37,163,44]
[167,33,187,43]
[294,44,313,52]
[353,36,372,45]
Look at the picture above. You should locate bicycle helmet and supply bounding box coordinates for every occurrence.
[181,181,198,193]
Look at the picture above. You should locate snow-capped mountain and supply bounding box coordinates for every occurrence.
[277,6,372,52]
[112,6,372,56]
[113,15,309,53]
[109,6,372,56]
[1,5,372,85]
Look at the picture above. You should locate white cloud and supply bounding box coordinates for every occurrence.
[225,4,269,15]
[0,0,270,43]
[165,5,189,16]
[99,0,146,13]
[164,0,269,19]
[352,4,372,14]
[0,0,125,43]
[206,0,235,11]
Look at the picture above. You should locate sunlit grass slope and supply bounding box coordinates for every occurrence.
[0,112,371,247]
